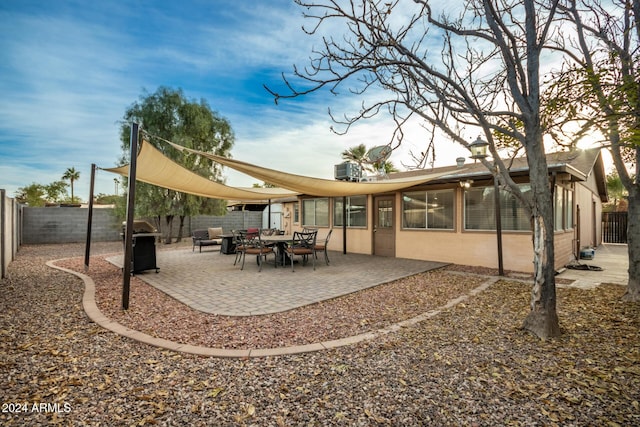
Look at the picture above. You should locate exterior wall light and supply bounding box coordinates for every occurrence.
[469,136,489,160]
[459,180,473,189]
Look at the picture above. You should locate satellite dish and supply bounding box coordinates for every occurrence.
[366,145,392,164]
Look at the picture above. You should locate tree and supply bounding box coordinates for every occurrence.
[341,143,370,176]
[62,167,80,204]
[15,180,69,206]
[15,183,46,206]
[267,0,564,338]
[119,87,234,243]
[375,159,399,175]
[45,180,69,204]
[606,172,628,212]
[341,143,399,177]
[548,0,640,301]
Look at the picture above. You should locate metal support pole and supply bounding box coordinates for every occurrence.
[122,123,139,310]
[342,196,347,254]
[1,189,5,279]
[494,175,504,276]
[84,163,96,270]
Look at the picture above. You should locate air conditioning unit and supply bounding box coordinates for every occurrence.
[334,162,361,181]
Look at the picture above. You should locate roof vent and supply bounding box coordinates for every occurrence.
[456,157,465,167]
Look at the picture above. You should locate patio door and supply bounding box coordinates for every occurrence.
[373,195,395,257]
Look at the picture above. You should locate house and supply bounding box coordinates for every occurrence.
[278,148,608,273]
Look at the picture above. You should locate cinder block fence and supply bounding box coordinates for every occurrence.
[20,207,262,245]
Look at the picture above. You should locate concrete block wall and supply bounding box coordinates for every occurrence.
[190,211,262,235]
[151,211,263,239]
[22,207,121,244]
[21,207,263,244]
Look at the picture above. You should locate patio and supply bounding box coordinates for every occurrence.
[107,249,448,316]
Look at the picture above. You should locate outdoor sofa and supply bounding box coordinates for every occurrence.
[192,227,223,252]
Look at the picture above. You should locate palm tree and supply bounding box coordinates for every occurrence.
[374,160,399,175]
[341,144,370,175]
[62,167,80,204]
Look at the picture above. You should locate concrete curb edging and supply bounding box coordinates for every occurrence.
[47,260,499,358]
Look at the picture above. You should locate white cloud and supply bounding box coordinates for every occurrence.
[0,0,482,202]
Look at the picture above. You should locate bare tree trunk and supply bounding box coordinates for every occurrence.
[521,143,561,339]
[152,216,161,237]
[523,214,561,338]
[623,191,640,301]
[176,215,186,243]
[164,215,174,244]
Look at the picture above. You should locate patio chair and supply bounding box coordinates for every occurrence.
[236,230,275,272]
[313,229,333,265]
[231,230,244,266]
[260,228,277,248]
[236,227,260,264]
[285,230,317,272]
[260,228,276,236]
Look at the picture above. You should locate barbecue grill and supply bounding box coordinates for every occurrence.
[121,220,161,274]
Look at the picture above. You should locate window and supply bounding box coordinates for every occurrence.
[464,184,531,231]
[565,190,573,229]
[402,189,454,229]
[554,187,564,231]
[302,198,329,227]
[334,195,367,227]
[554,186,574,231]
[294,202,299,223]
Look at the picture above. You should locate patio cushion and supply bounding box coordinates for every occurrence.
[207,227,223,241]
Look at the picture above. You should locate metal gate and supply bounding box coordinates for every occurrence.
[602,212,627,243]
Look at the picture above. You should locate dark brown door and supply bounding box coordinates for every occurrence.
[373,195,395,257]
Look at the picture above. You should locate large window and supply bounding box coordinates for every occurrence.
[464,184,531,231]
[302,198,329,227]
[334,195,367,227]
[402,189,454,230]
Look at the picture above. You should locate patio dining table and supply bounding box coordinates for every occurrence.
[262,234,294,266]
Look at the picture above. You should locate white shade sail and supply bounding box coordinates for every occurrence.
[168,142,455,197]
[104,140,299,201]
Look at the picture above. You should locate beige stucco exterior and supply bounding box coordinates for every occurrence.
[280,149,607,274]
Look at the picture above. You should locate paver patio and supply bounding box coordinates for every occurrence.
[107,249,448,316]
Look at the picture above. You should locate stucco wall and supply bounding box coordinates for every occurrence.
[275,176,603,274]
[575,176,603,249]
[1,190,21,279]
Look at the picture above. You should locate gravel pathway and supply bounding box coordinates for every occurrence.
[1,243,638,426]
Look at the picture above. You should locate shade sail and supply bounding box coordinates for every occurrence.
[103,140,299,201]
[168,142,456,197]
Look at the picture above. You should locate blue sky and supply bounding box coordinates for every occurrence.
[0,0,478,200]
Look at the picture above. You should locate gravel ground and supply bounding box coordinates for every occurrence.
[1,242,639,426]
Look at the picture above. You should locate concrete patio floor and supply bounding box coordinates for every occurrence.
[107,249,448,316]
[556,243,629,289]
